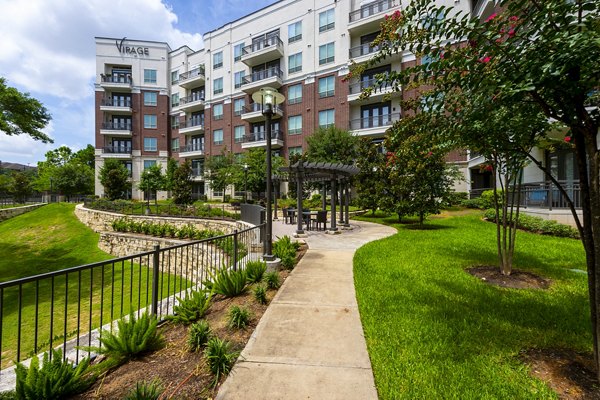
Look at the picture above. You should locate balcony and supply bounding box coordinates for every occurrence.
[99,122,132,137]
[100,73,132,90]
[191,167,204,180]
[349,113,401,137]
[241,36,284,67]
[241,67,283,94]
[179,66,205,89]
[177,94,205,112]
[347,78,396,104]
[241,130,284,150]
[241,103,284,122]
[349,43,381,64]
[348,0,399,34]
[101,145,133,159]
[179,119,205,135]
[179,144,205,158]
[100,98,132,114]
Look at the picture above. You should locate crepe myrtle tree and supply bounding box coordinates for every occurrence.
[354,138,386,215]
[354,0,600,377]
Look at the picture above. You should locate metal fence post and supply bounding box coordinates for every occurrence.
[151,245,160,316]
[233,230,239,271]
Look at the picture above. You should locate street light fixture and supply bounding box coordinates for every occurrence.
[252,87,285,262]
[243,163,249,203]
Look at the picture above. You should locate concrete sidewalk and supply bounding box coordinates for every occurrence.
[216,220,396,400]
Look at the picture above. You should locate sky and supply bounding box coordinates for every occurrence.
[0,0,278,165]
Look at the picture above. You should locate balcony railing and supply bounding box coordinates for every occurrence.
[101,73,132,84]
[101,98,132,107]
[180,144,205,153]
[241,67,283,85]
[349,0,396,23]
[101,122,132,130]
[181,119,204,129]
[470,182,582,210]
[103,146,132,154]
[349,113,401,130]
[191,167,204,177]
[179,66,205,82]
[180,93,205,105]
[244,130,284,143]
[349,43,380,59]
[244,103,284,114]
[348,77,392,95]
[242,36,284,56]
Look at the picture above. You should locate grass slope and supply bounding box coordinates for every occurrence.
[353,212,590,399]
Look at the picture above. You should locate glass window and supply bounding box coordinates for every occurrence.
[234,71,245,89]
[171,116,179,129]
[288,52,302,74]
[144,138,157,152]
[288,146,303,156]
[319,42,335,65]
[213,51,223,69]
[143,69,157,84]
[144,160,156,169]
[234,43,244,62]
[213,77,223,95]
[234,125,245,143]
[288,21,302,43]
[213,129,224,145]
[171,70,179,84]
[288,115,302,135]
[318,76,335,98]
[318,109,335,128]
[213,103,223,120]
[288,84,302,104]
[171,93,179,107]
[319,9,335,32]
[144,114,157,129]
[171,138,180,152]
[234,98,245,116]
[144,92,157,106]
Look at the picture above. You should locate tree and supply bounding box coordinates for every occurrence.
[138,164,166,208]
[171,161,193,205]
[164,158,179,192]
[0,78,52,143]
[53,163,94,200]
[73,145,95,169]
[360,0,600,377]
[239,148,285,198]
[205,149,237,202]
[10,172,32,203]
[33,145,94,198]
[98,159,130,200]
[354,139,386,215]
[306,126,359,165]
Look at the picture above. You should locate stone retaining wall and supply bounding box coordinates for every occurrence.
[0,204,46,222]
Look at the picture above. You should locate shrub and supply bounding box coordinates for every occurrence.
[484,209,579,239]
[168,291,212,325]
[273,236,298,270]
[263,271,281,289]
[245,261,267,283]
[123,379,163,400]
[205,268,248,297]
[253,284,268,305]
[446,191,468,206]
[204,337,239,383]
[15,349,92,400]
[460,198,483,209]
[479,190,504,209]
[188,320,212,352]
[228,305,251,329]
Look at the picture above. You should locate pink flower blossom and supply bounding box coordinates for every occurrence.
[508,28,515,37]
[479,56,492,63]
[564,136,571,143]
[509,16,519,22]
[486,13,497,22]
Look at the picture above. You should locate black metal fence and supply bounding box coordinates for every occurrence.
[469,182,582,210]
[0,197,44,208]
[0,224,264,373]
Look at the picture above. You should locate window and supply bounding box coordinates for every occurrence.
[288,146,303,156]
[171,93,179,107]
[288,115,302,135]
[144,92,157,106]
[171,70,179,84]
[234,71,245,89]
[319,9,335,32]
[213,103,223,120]
[319,42,335,65]
[171,138,180,152]
[144,114,157,129]
[213,77,223,95]
[234,43,244,61]
[234,98,245,116]
[288,52,302,74]
[318,76,335,98]
[213,129,224,145]
[171,116,179,129]
[288,84,302,104]
[234,125,245,143]
[144,138,158,152]
[288,21,302,43]
[318,109,335,128]
[213,51,223,69]
[144,69,157,84]
[144,160,156,169]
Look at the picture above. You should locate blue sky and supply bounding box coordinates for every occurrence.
[0,0,277,165]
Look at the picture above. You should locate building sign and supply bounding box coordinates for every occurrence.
[115,37,149,56]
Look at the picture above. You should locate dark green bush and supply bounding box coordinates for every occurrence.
[446,191,468,206]
[273,236,299,270]
[484,209,579,239]
[460,198,483,209]
[227,305,251,329]
[205,268,248,297]
[188,320,212,352]
[168,291,212,325]
[204,337,239,383]
[253,284,268,305]
[263,271,281,289]
[245,261,267,283]
[123,379,163,400]
[480,190,504,209]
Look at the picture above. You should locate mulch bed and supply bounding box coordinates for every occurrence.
[466,265,551,289]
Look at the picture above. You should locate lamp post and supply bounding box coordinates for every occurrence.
[243,163,248,203]
[252,87,285,261]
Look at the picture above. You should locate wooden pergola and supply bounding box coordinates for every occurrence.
[277,161,360,234]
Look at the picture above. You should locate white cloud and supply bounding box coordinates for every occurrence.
[0,131,54,165]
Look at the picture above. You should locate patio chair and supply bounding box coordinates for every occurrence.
[312,210,328,231]
[284,208,296,224]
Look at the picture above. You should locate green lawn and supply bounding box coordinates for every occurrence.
[353,211,590,399]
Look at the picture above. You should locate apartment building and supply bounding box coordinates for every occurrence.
[94,0,474,200]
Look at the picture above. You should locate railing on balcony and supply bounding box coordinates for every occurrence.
[349,0,396,23]
[470,182,582,210]
[101,98,132,107]
[241,67,283,85]
[349,113,401,130]
[100,73,132,84]
[180,93,205,105]
[101,122,132,130]
[180,143,205,153]
[244,103,284,114]
[349,43,381,59]
[103,145,132,154]
[181,119,204,129]
[242,36,284,56]
[244,130,284,143]
[191,167,204,177]
[348,77,392,95]
[179,66,205,82]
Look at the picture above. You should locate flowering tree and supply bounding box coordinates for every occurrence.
[355,138,386,215]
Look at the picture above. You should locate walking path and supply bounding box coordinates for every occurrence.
[216,219,397,400]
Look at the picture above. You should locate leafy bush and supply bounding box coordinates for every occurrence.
[479,190,504,209]
[204,337,239,383]
[188,320,212,352]
[228,305,251,329]
[273,236,298,270]
[245,261,267,283]
[484,209,579,239]
[123,379,163,400]
[460,198,483,209]
[263,271,281,289]
[205,268,248,297]
[446,191,468,206]
[168,291,212,325]
[253,284,268,305]
[15,349,91,400]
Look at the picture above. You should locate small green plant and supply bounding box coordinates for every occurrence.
[168,291,212,325]
[273,236,298,270]
[227,305,251,329]
[123,379,163,400]
[188,320,212,352]
[204,337,239,383]
[253,284,268,305]
[245,260,267,283]
[15,349,92,400]
[263,271,281,289]
[205,267,248,297]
